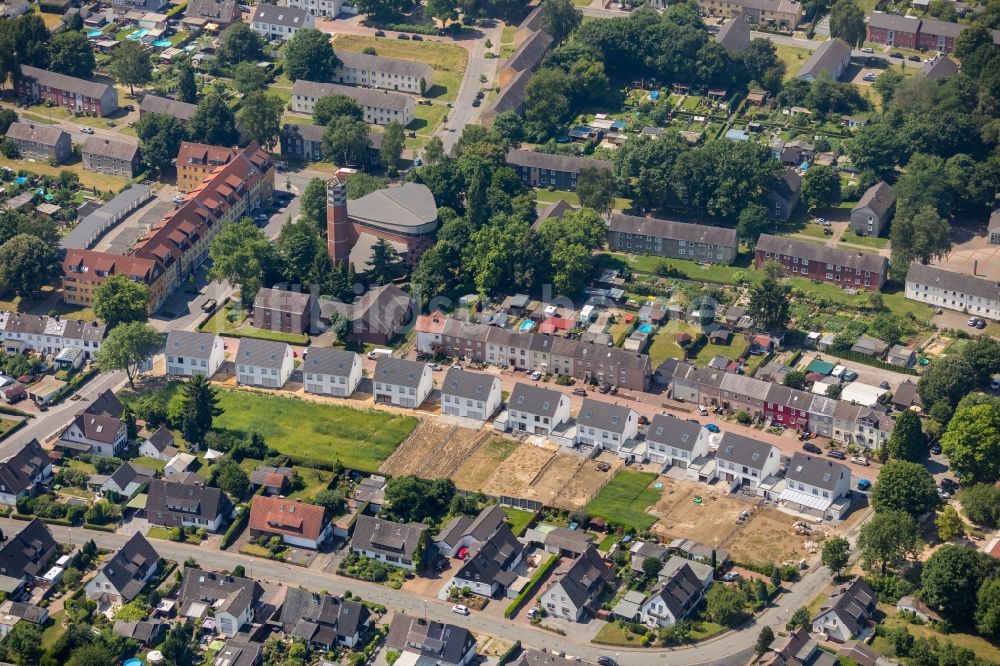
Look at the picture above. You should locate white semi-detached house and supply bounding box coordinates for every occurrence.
[778,453,852,520]
[235,339,294,389]
[715,432,780,494]
[440,368,502,424]
[333,51,434,94]
[574,398,638,452]
[250,4,313,40]
[164,330,225,378]
[290,80,415,126]
[372,357,432,408]
[285,0,341,17]
[303,347,362,398]
[59,411,128,458]
[645,413,710,470]
[507,383,570,436]
[905,262,1000,321]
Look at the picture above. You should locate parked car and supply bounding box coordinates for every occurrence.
[908,54,921,61]
[397,33,410,39]
[526,607,538,619]
[929,443,942,455]
[451,604,469,615]
[940,478,958,492]
[596,657,618,666]
[572,388,587,396]
[412,34,423,40]
[721,572,740,582]
[530,370,542,381]
[476,90,485,99]
[826,450,847,460]
[851,456,870,466]
[857,479,872,491]
[863,73,877,82]
[890,51,903,58]
[862,46,874,53]
[471,99,481,107]
[697,404,709,416]
[598,384,612,394]
[976,319,987,329]
[637,414,649,425]
[428,363,442,371]
[79,126,95,134]
[201,299,217,313]
[968,317,980,326]
[803,442,823,454]
[374,30,385,36]
[704,423,720,433]
[843,370,858,381]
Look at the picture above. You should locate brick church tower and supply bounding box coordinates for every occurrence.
[326,177,353,264]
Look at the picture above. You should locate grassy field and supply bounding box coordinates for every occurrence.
[287,466,335,501]
[693,334,749,366]
[774,44,813,80]
[840,230,888,249]
[127,384,417,473]
[0,417,20,440]
[533,188,632,211]
[501,505,535,537]
[133,456,168,472]
[585,471,661,530]
[598,252,755,286]
[647,324,690,367]
[40,610,65,651]
[199,302,309,344]
[0,156,128,192]
[593,622,646,646]
[873,605,1000,664]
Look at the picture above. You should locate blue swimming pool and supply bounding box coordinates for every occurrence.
[152,39,172,47]
[14,177,27,185]
[127,29,148,41]
[638,324,654,334]
[87,29,103,37]
[519,320,536,332]
[123,659,143,666]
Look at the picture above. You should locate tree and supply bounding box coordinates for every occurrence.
[381,121,405,175]
[66,643,116,666]
[0,109,16,136]
[0,233,57,297]
[822,536,850,577]
[382,475,456,524]
[310,488,346,515]
[286,28,338,82]
[426,0,457,24]
[277,218,324,284]
[212,460,249,497]
[642,556,662,578]
[936,505,965,542]
[313,94,364,125]
[755,626,774,655]
[232,60,268,94]
[94,322,161,388]
[180,374,221,447]
[208,218,275,308]
[704,584,749,626]
[976,579,1000,640]
[940,398,1000,484]
[422,136,445,165]
[189,93,239,147]
[541,0,582,43]
[873,68,904,106]
[1,13,50,69]
[857,509,920,575]
[846,121,901,179]
[238,92,283,150]
[737,204,770,248]
[366,238,403,286]
[829,0,866,47]
[109,40,152,95]
[135,112,188,173]
[740,38,785,93]
[321,117,370,168]
[801,164,841,210]
[300,178,328,231]
[921,545,994,625]
[783,370,806,390]
[787,606,811,631]
[93,272,150,329]
[162,622,196,666]
[959,484,1000,528]
[886,409,926,462]
[47,30,96,79]
[871,460,938,518]
[490,111,525,147]
[748,277,790,332]
[576,166,616,216]
[4,620,43,665]
[918,354,977,413]
[220,22,264,65]
[522,68,570,139]
[890,205,951,280]
[177,62,198,103]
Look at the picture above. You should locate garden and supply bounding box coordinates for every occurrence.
[584,471,662,531]
[338,552,408,589]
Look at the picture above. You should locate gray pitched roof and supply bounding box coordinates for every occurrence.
[87,389,124,418]
[509,383,564,418]
[815,577,877,637]
[347,182,437,229]
[757,234,888,274]
[486,67,531,116]
[6,121,69,147]
[921,56,960,80]
[867,11,920,32]
[0,518,57,581]
[646,413,703,452]
[292,79,412,112]
[374,357,427,389]
[717,432,776,470]
[610,214,738,247]
[144,425,176,454]
[441,367,498,401]
[254,287,310,314]
[336,50,433,80]
[506,28,553,73]
[251,3,310,27]
[62,185,152,251]
[304,347,358,378]
[272,588,370,647]
[436,505,507,550]
[186,0,237,23]
[249,465,293,487]
[146,478,232,525]
[510,648,582,666]
[81,136,139,161]
[919,16,965,38]
[212,640,262,666]
[178,567,263,620]
[385,615,476,665]
[140,94,197,121]
[797,38,851,79]
[352,515,427,561]
[506,149,612,175]
[165,330,218,360]
[0,440,50,497]
[454,524,524,589]
[99,533,159,602]
[113,619,167,645]
[17,66,115,101]
[853,181,895,218]
[556,546,613,608]
[905,263,1000,303]
[785,453,848,491]
[647,562,702,620]
[107,461,155,490]
[714,17,750,51]
[237,338,290,370]
[576,398,633,435]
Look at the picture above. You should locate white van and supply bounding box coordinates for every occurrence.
[366,348,393,359]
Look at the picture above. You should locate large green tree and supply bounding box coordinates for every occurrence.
[381,121,405,175]
[93,272,151,328]
[801,164,841,210]
[886,408,927,462]
[238,92,283,150]
[94,322,162,388]
[748,276,790,332]
[821,536,850,577]
[109,40,152,95]
[189,93,239,147]
[135,112,188,173]
[286,28,339,82]
[313,94,364,125]
[321,117,370,168]
[219,22,264,65]
[940,396,1000,484]
[47,30,96,79]
[0,233,57,297]
[300,178,328,231]
[977,579,1000,640]
[921,545,996,625]
[576,166,616,216]
[232,60,269,95]
[366,238,403,286]
[870,460,938,518]
[177,62,198,103]
[180,374,222,448]
[889,205,951,280]
[959,484,1000,528]
[857,509,920,576]
[208,218,275,308]
[541,0,582,43]
[829,0,866,47]
[3,620,43,665]
[1,13,51,69]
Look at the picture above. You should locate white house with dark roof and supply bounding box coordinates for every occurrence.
[85,533,159,606]
[250,3,313,40]
[58,410,127,458]
[797,38,852,81]
[372,357,432,408]
[850,182,896,237]
[778,453,851,520]
[139,426,179,461]
[165,330,225,377]
[333,51,434,94]
[507,383,570,436]
[715,432,780,494]
[638,562,706,627]
[236,339,294,388]
[269,588,371,649]
[440,368,502,423]
[178,567,263,637]
[905,262,1000,321]
[812,577,877,642]
[303,347,361,397]
[146,478,233,532]
[351,514,428,570]
[574,398,638,453]
[93,462,155,498]
[540,546,613,622]
[645,413,710,470]
[0,440,52,506]
[285,0,341,17]
[385,616,477,666]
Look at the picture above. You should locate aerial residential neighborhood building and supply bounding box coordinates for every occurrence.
[638,563,706,628]
[607,214,739,264]
[505,150,613,191]
[812,577,878,641]
[175,141,239,193]
[250,4,314,40]
[540,546,613,622]
[905,263,1000,321]
[351,515,428,571]
[767,169,802,223]
[6,122,72,164]
[866,12,921,48]
[921,55,960,80]
[139,94,198,124]
[696,0,803,30]
[249,466,294,496]
[574,398,638,453]
[138,426,179,462]
[372,358,432,408]
[0,519,58,595]
[850,182,896,237]
[184,0,238,26]
[715,432,781,493]
[385,616,477,666]
[778,453,852,520]
[57,408,128,458]
[15,66,119,116]
[165,331,225,378]
[832,402,894,450]
[303,347,362,397]
[755,234,889,291]
[291,80,415,125]
[797,38,852,81]
[177,568,264,637]
[85,533,159,605]
[645,413,710,470]
[81,137,141,178]
[760,626,838,666]
[507,383,571,435]
[285,0,341,17]
[269,589,371,650]
[714,17,751,52]
[146,478,234,532]
[333,51,434,93]
[0,440,52,506]
[235,339,295,389]
[252,287,311,335]
[248,496,332,550]
[440,368,502,423]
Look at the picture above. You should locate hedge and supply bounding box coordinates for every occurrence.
[13,513,73,526]
[0,405,31,418]
[497,641,521,666]
[221,505,249,549]
[505,554,557,618]
[83,522,118,532]
[51,367,100,404]
[385,23,438,35]
[166,1,188,18]
[0,418,25,443]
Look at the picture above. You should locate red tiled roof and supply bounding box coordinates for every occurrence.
[248,495,328,541]
[62,249,162,283]
[415,311,448,334]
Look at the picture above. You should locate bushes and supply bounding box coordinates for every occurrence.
[505,554,557,618]
[221,506,249,549]
[338,552,406,588]
[735,561,799,582]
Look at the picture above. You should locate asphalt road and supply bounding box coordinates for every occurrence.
[440,24,498,156]
[8,517,843,666]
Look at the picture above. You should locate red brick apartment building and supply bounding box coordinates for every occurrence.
[754,234,889,291]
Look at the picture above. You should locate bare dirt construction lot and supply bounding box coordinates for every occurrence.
[551,453,623,510]
[380,421,486,478]
[528,455,586,507]
[453,438,518,490]
[651,478,749,547]
[474,443,557,498]
[724,506,813,565]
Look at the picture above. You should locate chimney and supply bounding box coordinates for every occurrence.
[974,259,979,276]
[326,177,353,264]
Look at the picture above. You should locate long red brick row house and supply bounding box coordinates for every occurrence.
[754,234,889,291]
[866,13,999,53]
[62,142,274,313]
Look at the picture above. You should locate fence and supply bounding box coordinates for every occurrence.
[498,495,543,512]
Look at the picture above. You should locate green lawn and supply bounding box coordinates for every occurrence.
[593,622,647,646]
[647,325,687,367]
[0,155,129,192]
[584,471,661,530]
[774,44,813,80]
[199,301,309,344]
[0,417,20,440]
[609,321,632,347]
[840,230,888,249]
[598,252,755,286]
[693,335,749,366]
[500,25,514,44]
[125,383,417,473]
[533,188,632,211]
[41,610,66,651]
[66,458,97,475]
[501,505,535,537]
[286,466,335,501]
[132,456,168,472]
[147,526,202,544]
[597,534,618,550]
[873,605,1000,664]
